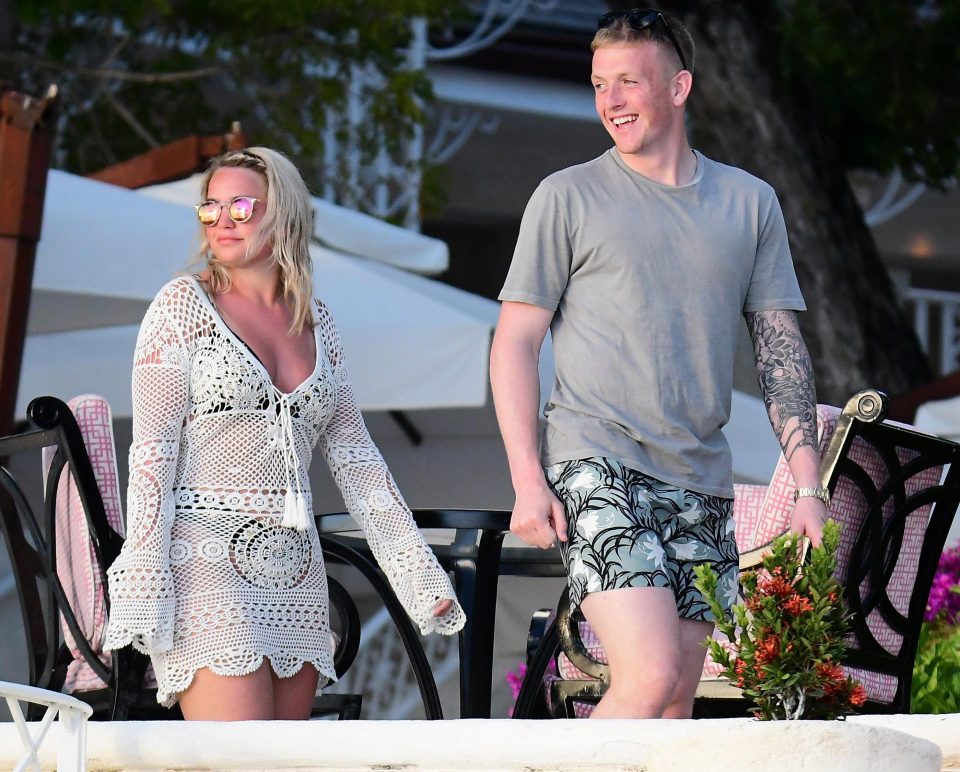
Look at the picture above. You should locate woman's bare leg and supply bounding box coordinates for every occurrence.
[178,660,275,720]
[273,664,320,720]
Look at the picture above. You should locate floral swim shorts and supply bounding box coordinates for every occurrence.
[545,456,739,622]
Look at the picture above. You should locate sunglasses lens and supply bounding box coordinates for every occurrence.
[598,9,659,30]
[631,10,660,28]
[196,202,219,225]
[229,197,255,222]
[597,11,619,29]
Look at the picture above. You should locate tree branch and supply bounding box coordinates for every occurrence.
[100,34,130,71]
[0,51,221,83]
[101,88,160,148]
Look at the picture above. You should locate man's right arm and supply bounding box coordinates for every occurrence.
[489,301,568,548]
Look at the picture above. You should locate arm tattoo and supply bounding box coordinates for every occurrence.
[745,310,818,461]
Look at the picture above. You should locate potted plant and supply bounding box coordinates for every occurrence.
[694,520,866,720]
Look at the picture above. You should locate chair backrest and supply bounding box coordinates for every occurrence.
[819,389,960,711]
[44,395,125,695]
[316,529,444,719]
[0,396,122,716]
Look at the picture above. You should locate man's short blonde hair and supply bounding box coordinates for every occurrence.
[591,10,695,74]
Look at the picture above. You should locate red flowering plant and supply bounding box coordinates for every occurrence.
[694,520,866,720]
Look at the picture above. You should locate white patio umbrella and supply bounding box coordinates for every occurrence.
[17,170,496,417]
[20,171,775,481]
[139,174,449,274]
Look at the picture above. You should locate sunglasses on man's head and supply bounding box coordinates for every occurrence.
[597,8,688,73]
[194,196,260,226]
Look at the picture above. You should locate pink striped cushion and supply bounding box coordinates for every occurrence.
[829,438,943,704]
[747,405,839,550]
[731,484,766,549]
[43,395,124,693]
[47,395,155,694]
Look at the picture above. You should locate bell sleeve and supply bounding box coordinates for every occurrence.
[104,287,190,654]
[316,304,466,636]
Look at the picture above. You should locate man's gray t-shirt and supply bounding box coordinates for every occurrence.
[499,149,805,498]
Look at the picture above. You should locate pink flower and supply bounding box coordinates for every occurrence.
[505,663,527,701]
[925,547,960,623]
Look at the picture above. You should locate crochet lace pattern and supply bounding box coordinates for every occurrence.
[104,276,465,707]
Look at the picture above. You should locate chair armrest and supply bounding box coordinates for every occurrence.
[738,533,811,571]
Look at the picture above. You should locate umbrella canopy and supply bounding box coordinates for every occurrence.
[18,171,495,416]
[139,174,449,274]
[20,171,777,484]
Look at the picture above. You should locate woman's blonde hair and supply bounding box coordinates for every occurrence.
[198,147,314,334]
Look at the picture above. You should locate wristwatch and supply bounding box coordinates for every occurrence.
[794,486,830,508]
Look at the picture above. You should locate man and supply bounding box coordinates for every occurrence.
[489,9,827,719]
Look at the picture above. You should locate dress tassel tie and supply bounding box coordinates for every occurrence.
[281,491,311,531]
[275,393,312,531]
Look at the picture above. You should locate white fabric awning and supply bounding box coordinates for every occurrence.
[914,396,960,442]
[18,170,493,417]
[139,174,449,274]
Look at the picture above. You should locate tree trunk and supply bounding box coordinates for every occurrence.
[608,0,932,404]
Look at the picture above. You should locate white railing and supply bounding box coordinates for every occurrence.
[903,287,960,376]
[0,681,93,772]
[320,1,553,229]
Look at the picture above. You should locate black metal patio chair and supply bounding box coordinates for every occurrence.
[514,390,960,718]
[0,395,440,720]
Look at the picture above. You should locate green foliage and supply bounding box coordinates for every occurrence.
[694,520,866,720]
[911,619,960,714]
[776,0,960,187]
[4,0,458,197]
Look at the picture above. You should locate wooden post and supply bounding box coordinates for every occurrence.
[87,121,247,189]
[0,85,57,435]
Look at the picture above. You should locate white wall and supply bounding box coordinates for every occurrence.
[0,714,953,771]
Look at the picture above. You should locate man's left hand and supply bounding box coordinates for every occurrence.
[790,497,828,547]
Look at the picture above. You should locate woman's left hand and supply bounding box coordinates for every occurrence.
[432,598,453,618]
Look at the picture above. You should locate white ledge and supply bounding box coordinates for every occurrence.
[850,714,960,770]
[1,715,956,771]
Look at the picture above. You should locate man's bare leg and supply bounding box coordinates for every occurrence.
[579,586,684,718]
[661,617,713,718]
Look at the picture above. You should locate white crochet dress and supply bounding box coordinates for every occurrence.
[104,276,465,707]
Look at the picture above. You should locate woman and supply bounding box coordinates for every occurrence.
[104,147,465,720]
